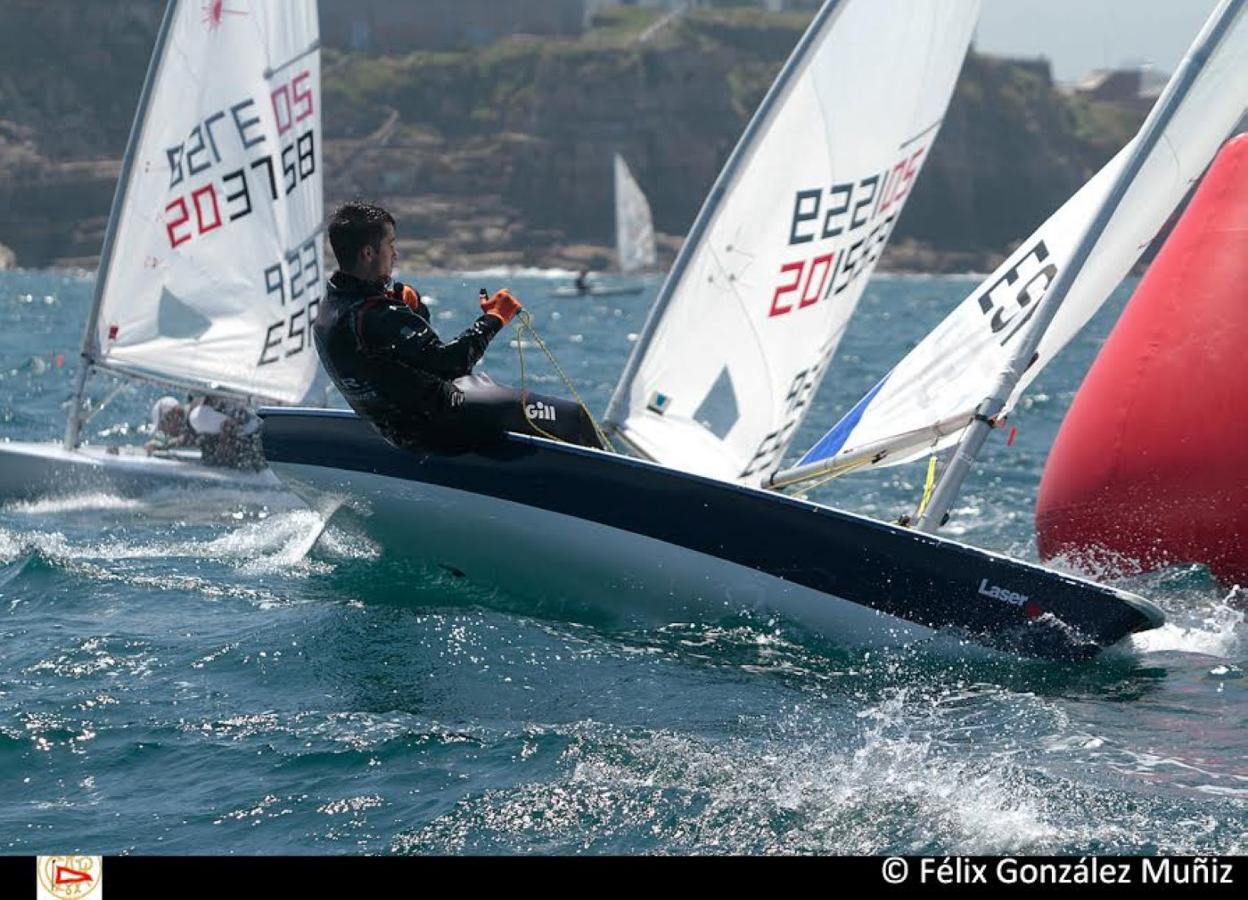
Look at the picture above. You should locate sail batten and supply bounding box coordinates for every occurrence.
[605,0,980,484]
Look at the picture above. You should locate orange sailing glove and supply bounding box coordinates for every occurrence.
[480,288,522,326]
[391,281,424,314]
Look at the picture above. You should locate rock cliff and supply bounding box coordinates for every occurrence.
[0,3,1144,272]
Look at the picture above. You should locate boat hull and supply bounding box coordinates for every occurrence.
[0,440,282,502]
[261,409,1164,660]
[551,285,646,298]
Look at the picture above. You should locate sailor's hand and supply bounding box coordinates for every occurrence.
[481,288,522,326]
[392,281,423,313]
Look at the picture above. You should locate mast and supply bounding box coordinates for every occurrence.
[64,0,180,450]
[915,0,1245,533]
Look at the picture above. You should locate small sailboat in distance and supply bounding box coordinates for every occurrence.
[0,0,324,501]
[614,151,658,277]
[552,153,654,298]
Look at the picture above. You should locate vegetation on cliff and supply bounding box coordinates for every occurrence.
[0,3,1146,271]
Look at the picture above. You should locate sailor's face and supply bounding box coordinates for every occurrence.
[159,406,187,436]
[359,222,397,282]
[376,223,397,280]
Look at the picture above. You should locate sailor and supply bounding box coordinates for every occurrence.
[314,202,603,452]
[145,395,194,453]
[574,269,591,294]
[187,396,264,470]
[143,394,263,470]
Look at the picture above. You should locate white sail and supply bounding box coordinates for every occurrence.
[88,0,322,405]
[615,153,657,275]
[795,0,1248,479]
[605,0,980,483]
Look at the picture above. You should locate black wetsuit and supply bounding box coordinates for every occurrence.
[313,272,602,452]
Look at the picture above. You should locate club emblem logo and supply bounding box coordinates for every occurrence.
[37,856,103,900]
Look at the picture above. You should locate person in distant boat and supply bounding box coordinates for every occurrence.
[314,202,604,453]
[144,394,264,470]
[574,270,591,294]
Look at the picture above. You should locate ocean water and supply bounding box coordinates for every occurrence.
[0,268,1243,855]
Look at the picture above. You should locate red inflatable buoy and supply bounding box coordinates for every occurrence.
[1036,134,1248,585]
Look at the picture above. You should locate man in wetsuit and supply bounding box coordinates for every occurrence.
[314,202,603,452]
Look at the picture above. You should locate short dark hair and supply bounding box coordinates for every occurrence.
[328,202,395,270]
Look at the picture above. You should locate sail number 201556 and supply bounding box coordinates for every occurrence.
[768,145,925,318]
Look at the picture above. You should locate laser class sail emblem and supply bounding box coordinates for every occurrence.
[202,0,246,30]
[36,856,103,900]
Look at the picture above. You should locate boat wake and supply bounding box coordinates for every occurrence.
[2,491,147,516]
[388,679,1241,855]
[2,484,305,523]
[1126,587,1244,658]
[0,499,373,607]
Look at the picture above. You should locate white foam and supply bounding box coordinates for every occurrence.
[4,492,145,516]
[401,690,1065,854]
[1128,589,1244,658]
[0,528,23,564]
[0,504,341,581]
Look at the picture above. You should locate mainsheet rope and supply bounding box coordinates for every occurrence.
[511,307,615,453]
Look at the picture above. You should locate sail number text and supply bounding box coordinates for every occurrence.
[769,144,926,318]
[162,71,317,249]
[258,235,322,366]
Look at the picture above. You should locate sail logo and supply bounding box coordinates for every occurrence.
[972,240,1057,345]
[977,578,1029,607]
[202,1,246,30]
[525,402,557,422]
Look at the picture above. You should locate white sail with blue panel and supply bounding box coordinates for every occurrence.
[605,0,981,484]
[779,0,1248,489]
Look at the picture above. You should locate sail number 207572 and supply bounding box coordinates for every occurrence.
[163,71,317,250]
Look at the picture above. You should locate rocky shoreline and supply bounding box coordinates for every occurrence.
[0,4,1144,275]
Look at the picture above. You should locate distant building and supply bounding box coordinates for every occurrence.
[1072,65,1166,104]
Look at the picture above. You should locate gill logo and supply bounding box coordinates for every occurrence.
[525,401,556,422]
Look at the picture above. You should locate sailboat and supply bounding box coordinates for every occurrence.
[614,151,658,278]
[0,0,324,501]
[551,153,655,298]
[771,0,1248,537]
[261,0,1163,661]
